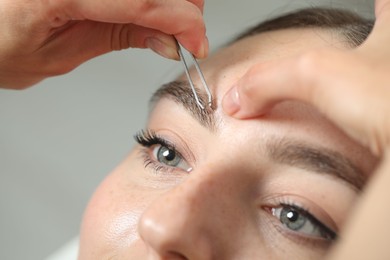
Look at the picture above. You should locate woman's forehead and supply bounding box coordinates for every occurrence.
[154,29,353,143]
[149,28,376,177]
[197,28,348,98]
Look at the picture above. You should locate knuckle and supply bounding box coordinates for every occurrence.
[110,24,133,50]
[296,51,324,76]
[295,50,328,89]
[294,50,338,105]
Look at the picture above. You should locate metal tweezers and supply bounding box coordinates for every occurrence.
[176,40,212,110]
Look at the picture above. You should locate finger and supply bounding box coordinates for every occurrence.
[101,23,180,60]
[61,0,208,58]
[362,0,390,58]
[222,52,324,119]
[35,22,182,75]
[222,50,369,119]
[222,49,389,154]
[187,0,205,14]
[328,155,390,260]
[375,0,390,18]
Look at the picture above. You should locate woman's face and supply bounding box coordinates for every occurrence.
[79,28,377,259]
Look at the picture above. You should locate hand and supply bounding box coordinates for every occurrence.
[222,0,390,157]
[0,0,207,89]
[223,0,390,259]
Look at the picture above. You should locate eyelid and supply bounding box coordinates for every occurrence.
[261,194,338,235]
[265,216,334,250]
[135,129,196,172]
[272,204,337,240]
[148,128,197,165]
[140,147,188,176]
[151,145,193,172]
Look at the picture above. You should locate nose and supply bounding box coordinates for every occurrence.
[138,167,243,259]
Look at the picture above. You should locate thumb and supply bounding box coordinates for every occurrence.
[222,49,388,154]
[222,50,328,119]
[121,25,180,60]
[362,0,390,58]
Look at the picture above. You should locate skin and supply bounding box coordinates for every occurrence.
[79,28,378,259]
[222,1,390,258]
[0,0,207,89]
[223,0,390,156]
[1,0,389,258]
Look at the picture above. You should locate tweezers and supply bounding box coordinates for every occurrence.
[176,40,212,110]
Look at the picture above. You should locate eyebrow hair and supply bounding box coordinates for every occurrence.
[150,81,368,190]
[267,138,367,190]
[150,80,216,130]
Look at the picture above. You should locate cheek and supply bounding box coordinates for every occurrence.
[79,159,152,257]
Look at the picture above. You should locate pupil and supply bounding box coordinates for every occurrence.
[280,206,306,231]
[287,210,299,222]
[156,145,182,167]
[162,148,175,161]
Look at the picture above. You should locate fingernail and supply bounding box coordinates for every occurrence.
[223,86,240,115]
[146,37,180,60]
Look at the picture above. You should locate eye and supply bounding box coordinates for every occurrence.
[272,205,336,240]
[152,145,192,172]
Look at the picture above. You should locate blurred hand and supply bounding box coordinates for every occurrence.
[223,0,390,259]
[223,0,390,157]
[0,0,208,89]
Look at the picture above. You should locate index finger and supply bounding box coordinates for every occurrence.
[58,0,208,57]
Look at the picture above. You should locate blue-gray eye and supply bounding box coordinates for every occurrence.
[280,207,306,231]
[152,145,192,172]
[272,206,336,240]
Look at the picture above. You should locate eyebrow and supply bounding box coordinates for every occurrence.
[150,80,216,130]
[150,81,367,190]
[267,138,367,190]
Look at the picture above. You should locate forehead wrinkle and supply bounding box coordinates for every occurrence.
[266,137,366,190]
[150,81,216,131]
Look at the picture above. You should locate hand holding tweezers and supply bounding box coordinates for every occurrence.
[176,40,212,110]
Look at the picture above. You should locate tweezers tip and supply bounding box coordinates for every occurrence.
[176,39,214,111]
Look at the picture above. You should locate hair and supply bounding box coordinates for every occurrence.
[152,8,374,112]
[235,7,374,47]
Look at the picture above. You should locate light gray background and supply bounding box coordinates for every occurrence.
[0,1,373,259]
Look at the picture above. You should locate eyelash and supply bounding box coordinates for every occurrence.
[265,197,337,243]
[135,130,337,245]
[134,129,186,174]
